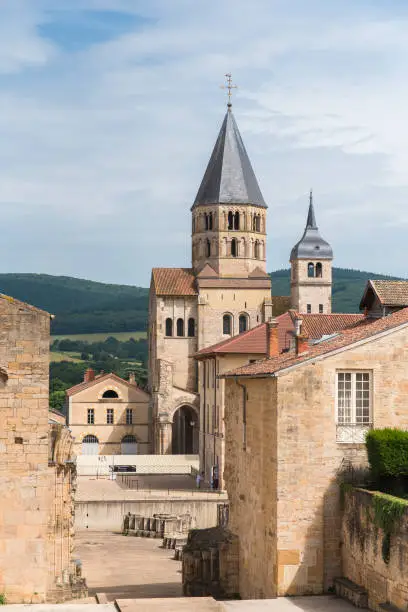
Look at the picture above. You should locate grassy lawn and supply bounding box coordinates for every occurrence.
[50,351,84,363]
[51,330,147,343]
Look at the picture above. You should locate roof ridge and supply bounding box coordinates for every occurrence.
[223,307,408,377]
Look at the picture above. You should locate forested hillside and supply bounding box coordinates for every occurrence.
[0,274,149,334]
[0,268,403,337]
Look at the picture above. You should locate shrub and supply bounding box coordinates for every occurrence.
[366,428,408,480]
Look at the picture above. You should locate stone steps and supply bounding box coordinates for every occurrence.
[334,577,368,609]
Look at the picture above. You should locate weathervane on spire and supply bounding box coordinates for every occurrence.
[220,73,238,109]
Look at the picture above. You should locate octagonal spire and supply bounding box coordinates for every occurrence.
[192,110,267,209]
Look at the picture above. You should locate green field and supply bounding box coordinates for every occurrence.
[50,351,84,363]
[51,330,147,343]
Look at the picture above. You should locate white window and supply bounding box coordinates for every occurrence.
[126,408,133,425]
[336,372,372,443]
[87,408,94,425]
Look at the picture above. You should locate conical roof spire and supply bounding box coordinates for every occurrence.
[192,110,267,208]
[290,192,333,261]
[306,189,317,229]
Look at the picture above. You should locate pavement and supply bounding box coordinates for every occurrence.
[0,597,361,611]
[76,476,227,501]
[222,596,359,610]
[75,531,183,601]
[3,532,357,611]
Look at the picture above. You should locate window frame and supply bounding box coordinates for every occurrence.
[319,304,324,314]
[307,304,312,314]
[223,313,232,335]
[165,318,173,337]
[87,408,95,425]
[176,318,184,337]
[126,408,133,425]
[187,317,195,337]
[106,408,114,424]
[336,370,372,427]
[238,313,249,334]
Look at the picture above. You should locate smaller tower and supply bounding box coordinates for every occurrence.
[290,191,333,314]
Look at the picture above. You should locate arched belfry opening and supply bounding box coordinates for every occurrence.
[172,405,199,454]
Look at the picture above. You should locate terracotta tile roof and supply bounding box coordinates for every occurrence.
[369,280,408,306]
[222,307,408,378]
[294,312,365,339]
[66,372,148,397]
[195,311,365,358]
[151,268,197,296]
[195,323,268,358]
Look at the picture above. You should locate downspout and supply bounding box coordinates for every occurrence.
[213,357,217,469]
[235,377,247,451]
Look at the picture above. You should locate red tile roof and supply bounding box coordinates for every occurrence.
[66,372,148,397]
[222,307,408,378]
[195,323,268,357]
[151,268,197,296]
[294,312,365,338]
[195,311,366,358]
[368,280,408,306]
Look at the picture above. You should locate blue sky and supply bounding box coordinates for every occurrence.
[1,0,408,286]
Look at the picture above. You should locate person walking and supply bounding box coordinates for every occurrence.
[196,471,203,489]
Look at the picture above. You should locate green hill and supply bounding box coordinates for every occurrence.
[270,268,404,313]
[0,268,403,335]
[0,274,148,334]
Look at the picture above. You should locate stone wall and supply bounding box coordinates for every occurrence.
[342,488,408,611]
[182,527,239,599]
[0,296,86,603]
[75,495,227,531]
[223,323,408,600]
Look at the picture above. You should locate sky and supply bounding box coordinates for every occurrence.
[1,0,408,286]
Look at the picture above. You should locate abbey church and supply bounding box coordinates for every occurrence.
[148,100,333,459]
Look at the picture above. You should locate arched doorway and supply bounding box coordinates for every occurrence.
[172,405,198,454]
[82,434,99,455]
[121,434,138,455]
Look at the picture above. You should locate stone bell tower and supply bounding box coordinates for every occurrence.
[290,191,333,314]
[191,106,267,277]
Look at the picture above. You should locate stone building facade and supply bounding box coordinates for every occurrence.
[66,370,150,456]
[148,105,273,458]
[0,294,85,603]
[221,305,408,599]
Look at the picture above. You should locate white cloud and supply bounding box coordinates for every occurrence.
[0,0,408,284]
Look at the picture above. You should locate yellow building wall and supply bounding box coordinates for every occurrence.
[68,376,150,455]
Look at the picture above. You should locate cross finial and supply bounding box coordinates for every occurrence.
[309,188,313,205]
[220,73,238,110]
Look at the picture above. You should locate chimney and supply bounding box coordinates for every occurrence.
[294,316,303,337]
[267,319,279,358]
[128,372,136,385]
[84,368,95,383]
[296,334,309,356]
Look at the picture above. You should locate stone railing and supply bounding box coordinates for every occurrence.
[122,512,192,539]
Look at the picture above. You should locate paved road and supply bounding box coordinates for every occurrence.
[75,531,183,601]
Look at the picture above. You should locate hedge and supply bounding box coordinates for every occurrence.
[366,428,408,479]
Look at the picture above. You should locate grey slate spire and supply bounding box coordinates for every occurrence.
[192,109,267,208]
[290,191,333,260]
